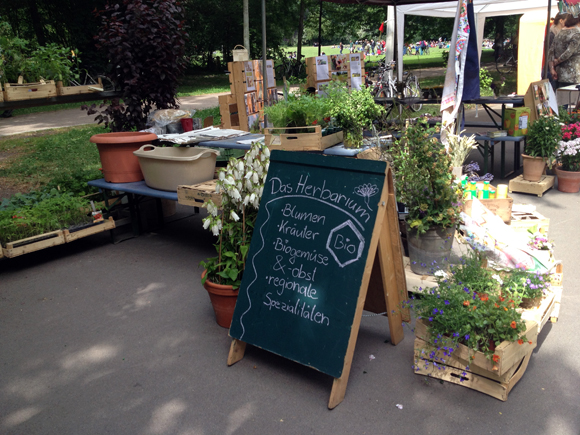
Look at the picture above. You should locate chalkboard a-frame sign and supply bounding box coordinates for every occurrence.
[227,151,407,409]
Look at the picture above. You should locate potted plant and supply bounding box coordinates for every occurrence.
[200,142,270,328]
[390,119,463,275]
[408,249,534,383]
[522,115,560,182]
[329,84,385,148]
[501,268,551,309]
[554,122,580,192]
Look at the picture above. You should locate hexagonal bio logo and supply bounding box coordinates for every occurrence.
[326,220,365,268]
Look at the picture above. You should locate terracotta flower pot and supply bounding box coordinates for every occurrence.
[521,154,546,182]
[201,270,239,328]
[555,166,580,193]
[90,132,157,183]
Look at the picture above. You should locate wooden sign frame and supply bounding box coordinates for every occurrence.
[227,155,407,409]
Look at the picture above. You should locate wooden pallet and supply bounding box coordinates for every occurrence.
[177,180,222,208]
[63,217,116,243]
[508,175,555,197]
[3,230,66,258]
[414,338,533,401]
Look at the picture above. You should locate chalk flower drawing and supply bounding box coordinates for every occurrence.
[353,183,379,210]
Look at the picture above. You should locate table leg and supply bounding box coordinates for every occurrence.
[500,140,506,178]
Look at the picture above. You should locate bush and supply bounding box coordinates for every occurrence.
[86,0,189,132]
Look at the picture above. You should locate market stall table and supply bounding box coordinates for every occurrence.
[87,179,201,239]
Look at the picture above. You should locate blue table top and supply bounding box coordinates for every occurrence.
[195,135,367,157]
[88,179,178,201]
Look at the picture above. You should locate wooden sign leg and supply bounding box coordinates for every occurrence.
[377,215,405,346]
[227,338,247,366]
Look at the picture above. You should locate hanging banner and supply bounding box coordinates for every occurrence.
[441,0,470,124]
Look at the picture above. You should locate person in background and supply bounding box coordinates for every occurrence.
[550,15,580,89]
[545,12,570,90]
[349,40,353,53]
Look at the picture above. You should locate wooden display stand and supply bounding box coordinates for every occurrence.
[305,54,365,93]
[226,153,407,409]
[508,174,555,197]
[220,59,277,131]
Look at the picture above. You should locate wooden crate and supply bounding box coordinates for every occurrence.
[414,319,538,377]
[550,285,563,323]
[56,78,104,96]
[510,210,549,235]
[177,180,222,208]
[403,256,438,293]
[264,126,343,151]
[3,230,65,258]
[414,337,533,401]
[3,80,57,101]
[508,174,555,197]
[63,217,116,243]
[463,195,513,224]
[519,291,556,333]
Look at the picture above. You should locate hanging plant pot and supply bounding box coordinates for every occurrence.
[90,132,158,183]
[555,166,580,193]
[201,270,239,328]
[521,154,546,182]
[406,222,455,275]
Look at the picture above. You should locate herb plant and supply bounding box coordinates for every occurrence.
[200,142,270,289]
[390,119,463,235]
[525,115,561,160]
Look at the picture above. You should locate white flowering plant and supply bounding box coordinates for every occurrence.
[200,142,270,289]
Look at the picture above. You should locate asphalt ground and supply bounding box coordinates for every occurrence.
[1,79,579,435]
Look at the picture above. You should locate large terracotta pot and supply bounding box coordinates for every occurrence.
[555,166,580,193]
[90,132,157,183]
[406,222,455,276]
[521,154,546,182]
[201,270,239,328]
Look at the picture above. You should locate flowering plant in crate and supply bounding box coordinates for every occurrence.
[527,231,555,251]
[200,142,270,289]
[501,268,551,308]
[405,249,530,373]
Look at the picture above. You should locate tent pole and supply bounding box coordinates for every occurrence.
[542,0,552,80]
[318,0,323,56]
[262,0,268,124]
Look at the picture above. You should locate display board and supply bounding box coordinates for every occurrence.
[227,151,406,409]
[305,54,365,92]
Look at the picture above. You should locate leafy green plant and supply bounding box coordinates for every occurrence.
[390,119,463,235]
[329,83,385,148]
[406,249,529,365]
[264,89,333,129]
[85,0,188,132]
[502,268,550,304]
[0,189,92,246]
[525,115,561,161]
[200,142,270,289]
[479,67,493,96]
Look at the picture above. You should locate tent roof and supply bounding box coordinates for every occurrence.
[398,0,554,18]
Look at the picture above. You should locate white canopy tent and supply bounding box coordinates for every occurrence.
[390,0,559,80]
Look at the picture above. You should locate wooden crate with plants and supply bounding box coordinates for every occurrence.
[3,80,58,101]
[177,180,222,208]
[3,230,66,258]
[63,216,116,243]
[56,77,104,96]
[263,125,342,151]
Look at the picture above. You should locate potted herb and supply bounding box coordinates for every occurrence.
[390,119,463,275]
[408,249,534,383]
[329,84,385,148]
[200,142,270,328]
[554,121,580,192]
[522,115,560,182]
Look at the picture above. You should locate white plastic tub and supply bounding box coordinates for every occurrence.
[133,145,219,191]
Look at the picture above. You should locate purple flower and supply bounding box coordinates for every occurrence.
[465,334,470,340]
[433,308,439,315]
[453,332,459,337]
[429,317,434,322]
[445,300,450,305]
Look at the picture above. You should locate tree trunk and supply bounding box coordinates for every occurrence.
[297,0,306,60]
[243,0,250,58]
[27,0,46,46]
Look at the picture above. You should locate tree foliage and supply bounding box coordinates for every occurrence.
[85,0,188,132]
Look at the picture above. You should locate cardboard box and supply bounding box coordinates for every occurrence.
[503,107,530,136]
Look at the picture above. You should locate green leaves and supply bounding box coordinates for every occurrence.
[525,115,561,159]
